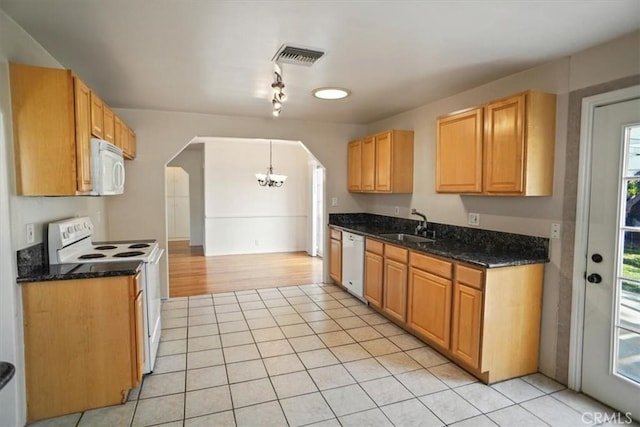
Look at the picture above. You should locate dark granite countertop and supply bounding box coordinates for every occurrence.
[17,260,142,283]
[329,213,549,268]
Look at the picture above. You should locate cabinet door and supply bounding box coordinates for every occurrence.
[133,290,145,385]
[407,267,452,349]
[114,115,123,150]
[364,251,383,308]
[451,282,483,369]
[361,136,375,191]
[329,238,342,283]
[382,258,407,323]
[103,106,115,143]
[484,93,525,194]
[436,108,483,193]
[127,128,137,159]
[90,92,104,138]
[375,132,392,192]
[347,140,362,191]
[73,77,92,193]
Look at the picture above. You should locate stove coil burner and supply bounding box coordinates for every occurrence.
[129,243,150,249]
[95,245,117,250]
[113,251,145,258]
[79,253,107,259]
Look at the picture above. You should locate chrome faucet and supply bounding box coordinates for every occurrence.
[411,209,428,236]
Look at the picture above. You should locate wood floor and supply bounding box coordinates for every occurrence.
[168,240,324,297]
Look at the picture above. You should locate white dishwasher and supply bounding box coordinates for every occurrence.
[341,232,365,301]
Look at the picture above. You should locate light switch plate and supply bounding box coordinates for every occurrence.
[26,223,35,244]
[551,223,561,239]
[468,213,480,226]
[331,197,338,207]
[394,206,400,215]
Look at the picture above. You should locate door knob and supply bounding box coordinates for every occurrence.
[587,274,602,283]
[591,254,603,263]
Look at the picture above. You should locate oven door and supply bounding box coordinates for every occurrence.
[143,248,164,373]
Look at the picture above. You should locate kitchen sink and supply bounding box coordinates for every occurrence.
[378,233,435,244]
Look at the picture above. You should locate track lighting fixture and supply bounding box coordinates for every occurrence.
[271,64,286,117]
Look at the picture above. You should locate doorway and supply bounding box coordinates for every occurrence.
[165,138,325,297]
[572,86,640,418]
[166,167,191,242]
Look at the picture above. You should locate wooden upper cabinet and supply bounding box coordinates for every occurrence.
[73,77,93,193]
[102,106,115,143]
[90,92,104,138]
[114,115,123,150]
[347,130,414,194]
[361,136,375,191]
[126,128,137,159]
[435,90,555,196]
[10,64,78,196]
[484,91,556,195]
[347,140,362,191]
[436,107,483,193]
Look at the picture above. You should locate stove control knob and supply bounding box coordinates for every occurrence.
[62,232,68,239]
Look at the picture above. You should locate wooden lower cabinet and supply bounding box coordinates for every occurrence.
[22,274,143,422]
[364,239,384,308]
[361,238,544,384]
[451,283,483,368]
[329,227,342,284]
[382,244,408,323]
[407,267,452,348]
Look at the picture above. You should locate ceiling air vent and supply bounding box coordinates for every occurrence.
[272,44,325,67]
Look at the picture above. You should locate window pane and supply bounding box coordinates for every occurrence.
[620,281,640,333]
[626,125,640,177]
[625,180,640,226]
[622,232,640,281]
[616,328,640,383]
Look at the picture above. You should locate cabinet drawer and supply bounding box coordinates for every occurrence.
[330,228,342,240]
[385,244,408,263]
[456,264,484,289]
[410,252,452,279]
[366,238,384,255]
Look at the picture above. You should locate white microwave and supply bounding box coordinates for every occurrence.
[90,138,125,195]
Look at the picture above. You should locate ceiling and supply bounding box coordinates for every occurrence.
[1,0,638,124]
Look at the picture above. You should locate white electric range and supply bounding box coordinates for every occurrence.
[48,217,163,374]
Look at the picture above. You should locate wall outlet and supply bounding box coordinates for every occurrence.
[468,213,480,226]
[551,223,561,239]
[331,197,338,207]
[394,206,400,215]
[26,223,35,244]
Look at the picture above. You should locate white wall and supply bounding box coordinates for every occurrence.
[168,147,205,246]
[0,11,108,426]
[203,139,311,256]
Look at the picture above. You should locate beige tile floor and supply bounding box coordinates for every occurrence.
[31,283,638,427]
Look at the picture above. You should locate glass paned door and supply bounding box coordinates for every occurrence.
[617,125,640,384]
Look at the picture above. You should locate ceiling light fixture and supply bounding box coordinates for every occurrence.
[271,63,286,117]
[312,87,351,100]
[255,140,287,187]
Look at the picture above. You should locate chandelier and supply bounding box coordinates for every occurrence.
[255,140,287,187]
